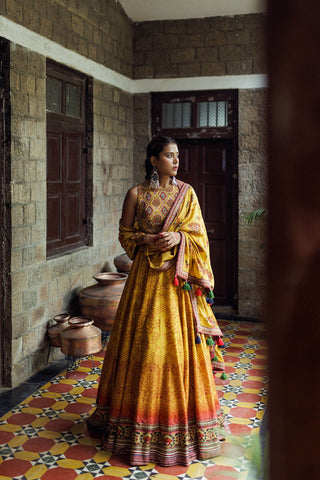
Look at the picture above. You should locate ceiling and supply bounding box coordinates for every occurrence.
[117,0,267,22]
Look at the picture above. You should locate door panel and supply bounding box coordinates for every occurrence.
[178,139,235,306]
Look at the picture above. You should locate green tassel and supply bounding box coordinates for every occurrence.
[220,372,227,380]
[213,355,218,362]
[182,281,191,291]
[208,290,214,299]
[206,337,214,346]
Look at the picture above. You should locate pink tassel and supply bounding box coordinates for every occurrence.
[173,276,179,286]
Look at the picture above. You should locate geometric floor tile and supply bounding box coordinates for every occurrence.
[0,319,267,480]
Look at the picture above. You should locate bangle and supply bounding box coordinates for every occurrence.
[131,232,145,243]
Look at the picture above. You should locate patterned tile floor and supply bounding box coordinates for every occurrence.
[0,320,267,480]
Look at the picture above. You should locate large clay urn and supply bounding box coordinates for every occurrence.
[48,313,70,347]
[114,253,133,274]
[61,316,102,357]
[78,272,127,332]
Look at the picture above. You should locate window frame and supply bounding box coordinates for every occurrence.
[46,59,93,258]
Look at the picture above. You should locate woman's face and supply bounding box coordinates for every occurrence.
[152,143,179,177]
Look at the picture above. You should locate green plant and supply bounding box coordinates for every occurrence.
[246,208,269,225]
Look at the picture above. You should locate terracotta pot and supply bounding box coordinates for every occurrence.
[114,253,133,274]
[48,313,70,347]
[61,316,102,357]
[78,272,127,332]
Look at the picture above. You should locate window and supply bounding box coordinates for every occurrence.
[152,90,234,139]
[46,60,92,257]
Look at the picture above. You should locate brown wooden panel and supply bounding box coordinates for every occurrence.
[65,192,80,239]
[47,134,62,182]
[47,194,61,242]
[66,135,81,182]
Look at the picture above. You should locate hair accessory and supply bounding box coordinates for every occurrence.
[150,166,159,188]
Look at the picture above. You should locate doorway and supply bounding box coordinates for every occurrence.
[152,90,238,308]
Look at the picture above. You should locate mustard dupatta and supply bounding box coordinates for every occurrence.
[119,180,220,338]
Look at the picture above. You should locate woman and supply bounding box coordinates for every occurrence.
[88,136,227,466]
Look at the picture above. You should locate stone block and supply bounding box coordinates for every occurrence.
[12,225,31,248]
[12,293,23,316]
[23,329,40,357]
[12,337,23,364]
[12,204,24,227]
[178,63,201,77]
[31,305,46,327]
[29,139,45,160]
[145,49,170,65]
[39,17,52,37]
[164,20,186,34]
[226,60,253,75]
[196,47,218,62]
[22,288,38,311]
[12,270,28,293]
[201,62,226,76]
[39,284,49,304]
[206,31,226,46]
[134,64,154,79]
[12,91,29,116]
[11,359,31,388]
[6,0,23,23]
[28,264,44,288]
[153,33,178,50]
[153,63,178,78]
[226,30,251,45]
[12,249,23,273]
[219,45,247,61]
[170,48,195,64]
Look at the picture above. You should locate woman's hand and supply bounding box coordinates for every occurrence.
[136,233,159,246]
[154,232,181,251]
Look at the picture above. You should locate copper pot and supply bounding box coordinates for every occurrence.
[114,253,133,274]
[61,316,102,357]
[78,272,127,332]
[48,313,70,347]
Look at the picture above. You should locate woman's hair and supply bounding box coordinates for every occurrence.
[145,136,177,180]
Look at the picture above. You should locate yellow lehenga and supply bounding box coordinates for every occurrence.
[88,180,226,466]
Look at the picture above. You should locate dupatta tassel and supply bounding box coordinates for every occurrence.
[195,286,202,296]
[195,334,201,344]
[206,297,214,305]
[208,290,214,299]
[182,281,191,291]
[217,337,225,348]
[206,336,215,346]
[173,276,179,286]
[213,355,218,362]
[220,372,228,380]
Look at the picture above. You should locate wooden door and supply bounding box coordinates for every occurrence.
[178,139,236,306]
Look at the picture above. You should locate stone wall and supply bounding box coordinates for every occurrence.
[134,14,266,78]
[0,0,133,77]
[238,89,268,318]
[9,44,134,386]
[133,94,151,185]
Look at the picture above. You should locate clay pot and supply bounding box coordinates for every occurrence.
[61,316,102,357]
[48,313,70,347]
[114,253,133,274]
[78,272,127,332]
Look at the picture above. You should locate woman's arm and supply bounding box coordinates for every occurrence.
[121,186,138,227]
[120,187,159,246]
